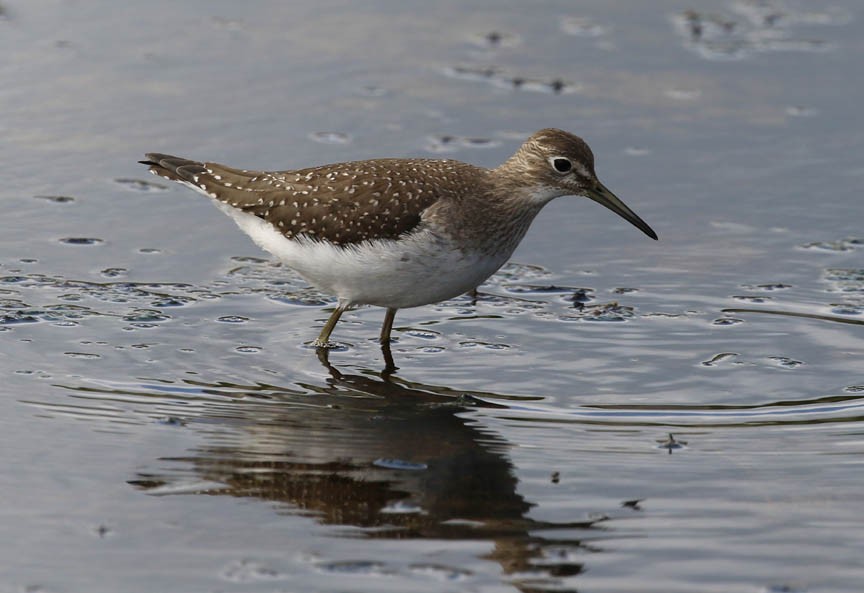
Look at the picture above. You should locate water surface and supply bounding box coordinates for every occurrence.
[2,1,862,591]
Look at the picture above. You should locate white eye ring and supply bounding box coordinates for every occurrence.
[549,156,572,174]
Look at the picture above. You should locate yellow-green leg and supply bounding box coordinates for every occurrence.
[314,304,346,348]
[379,308,398,344]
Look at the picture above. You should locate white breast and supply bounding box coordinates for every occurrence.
[215,204,511,309]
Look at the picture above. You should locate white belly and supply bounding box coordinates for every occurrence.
[217,204,510,309]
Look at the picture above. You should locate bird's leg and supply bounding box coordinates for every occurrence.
[314,304,346,348]
[379,308,398,344]
[380,340,398,376]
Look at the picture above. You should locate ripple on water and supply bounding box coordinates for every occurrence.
[468,30,521,49]
[732,295,772,304]
[308,131,352,145]
[560,16,607,37]
[220,559,287,583]
[768,356,804,369]
[234,345,262,354]
[740,283,793,291]
[217,315,249,323]
[567,301,635,322]
[408,563,474,581]
[712,316,744,326]
[64,352,101,360]
[100,267,128,278]
[59,237,104,246]
[670,2,850,61]
[824,268,864,293]
[830,303,863,316]
[114,178,168,192]
[425,135,501,153]
[701,352,740,367]
[459,341,511,350]
[372,458,428,471]
[800,237,861,252]
[316,560,390,576]
[123,309,171,323]
[34,195,76,203]
[402,329,441,340]
[442,64,579,95]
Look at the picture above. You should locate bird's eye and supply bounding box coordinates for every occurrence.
[551,157,572,173]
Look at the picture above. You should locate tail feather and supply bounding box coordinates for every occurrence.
[140,153,207,183]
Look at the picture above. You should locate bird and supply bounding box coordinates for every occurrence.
[140,128,657,348]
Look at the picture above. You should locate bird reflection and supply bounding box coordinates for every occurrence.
[130,353,601,591]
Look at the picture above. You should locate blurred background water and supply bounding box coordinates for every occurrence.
[1,1,862,591]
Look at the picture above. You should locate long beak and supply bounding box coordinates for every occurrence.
[585,182,658,240]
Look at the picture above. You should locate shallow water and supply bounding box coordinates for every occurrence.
[2,0,863,591]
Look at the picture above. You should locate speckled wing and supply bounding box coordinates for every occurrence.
[141,153,470,246]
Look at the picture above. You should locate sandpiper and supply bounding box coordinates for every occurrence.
[141,128,657,347]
